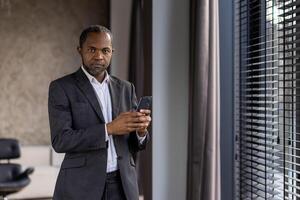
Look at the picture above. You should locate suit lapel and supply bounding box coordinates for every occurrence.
[108,76,122,120]
[108,76,124,156]
[74,68,105,122]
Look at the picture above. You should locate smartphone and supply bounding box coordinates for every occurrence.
[137,96,152,111]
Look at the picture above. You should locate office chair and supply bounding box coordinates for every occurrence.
[0,138,34,200]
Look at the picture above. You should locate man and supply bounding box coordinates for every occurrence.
[48,25,151,200]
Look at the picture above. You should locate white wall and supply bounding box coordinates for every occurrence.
[152,0,189,199]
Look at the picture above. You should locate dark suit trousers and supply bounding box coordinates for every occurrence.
[101,170,127,200]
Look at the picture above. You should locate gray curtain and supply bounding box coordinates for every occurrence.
[186,0,220,199]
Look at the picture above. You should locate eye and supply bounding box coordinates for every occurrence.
[87,48,96,53]
[102,48,111,54]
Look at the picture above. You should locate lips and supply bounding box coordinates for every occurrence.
[92,64,104,68]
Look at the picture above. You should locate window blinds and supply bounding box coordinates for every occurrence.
[234,0,300,199]
[278,0,300,199]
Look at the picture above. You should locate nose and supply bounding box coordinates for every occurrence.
[94,50,104,60]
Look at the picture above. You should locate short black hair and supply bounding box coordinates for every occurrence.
[79,25,113,47]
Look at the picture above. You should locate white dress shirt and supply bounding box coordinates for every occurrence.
[81,66,146,172]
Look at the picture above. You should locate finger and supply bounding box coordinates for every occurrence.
[126,127,138,132]
[132,112,144,117]
[119,112,142,123]
[129,116,146,123]
[139,109,151,115]
[124,125,143,133]
[125,112,143,118]
[131,117,145,123]
[119,112,132,116]
[137,127,148,133]
[141,122,150,128]
[118,126,137,133]
[125,115,145,123]
[127,122,146,129]
[147,116,151,122]
[136,116,152,122]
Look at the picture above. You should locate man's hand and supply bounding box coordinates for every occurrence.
[136,109,151,137]
[106,111,151,135]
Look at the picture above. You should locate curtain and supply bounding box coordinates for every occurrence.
[129,0,144,98]
[128,0,152,199]
[186,0,220,199]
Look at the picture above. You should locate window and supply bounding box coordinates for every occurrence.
[235,0,300,199]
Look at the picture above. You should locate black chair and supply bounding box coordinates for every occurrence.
[0,139,34,200]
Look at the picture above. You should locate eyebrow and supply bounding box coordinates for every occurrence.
[87,46,112,50]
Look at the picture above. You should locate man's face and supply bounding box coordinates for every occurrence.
[78,32,113,77]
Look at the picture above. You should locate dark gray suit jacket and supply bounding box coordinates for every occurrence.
[48,68,148,200]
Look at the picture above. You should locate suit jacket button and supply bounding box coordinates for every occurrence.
[117,156,122,160]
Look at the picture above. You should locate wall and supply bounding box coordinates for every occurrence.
[0,0,109,145]
[152,0,189,199]
[110,0,132,80]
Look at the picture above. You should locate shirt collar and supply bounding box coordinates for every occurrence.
[81,66,110,84]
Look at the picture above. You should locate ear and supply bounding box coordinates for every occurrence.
[77,46,82,54]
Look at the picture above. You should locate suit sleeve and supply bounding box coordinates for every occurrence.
[127,83,149,153]
[48,81,107,153]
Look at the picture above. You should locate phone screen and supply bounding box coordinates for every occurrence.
[137,96,152,111]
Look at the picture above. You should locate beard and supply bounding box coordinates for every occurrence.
[83,63,108,77]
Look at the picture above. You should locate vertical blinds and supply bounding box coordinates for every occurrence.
[235,0,300,199]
